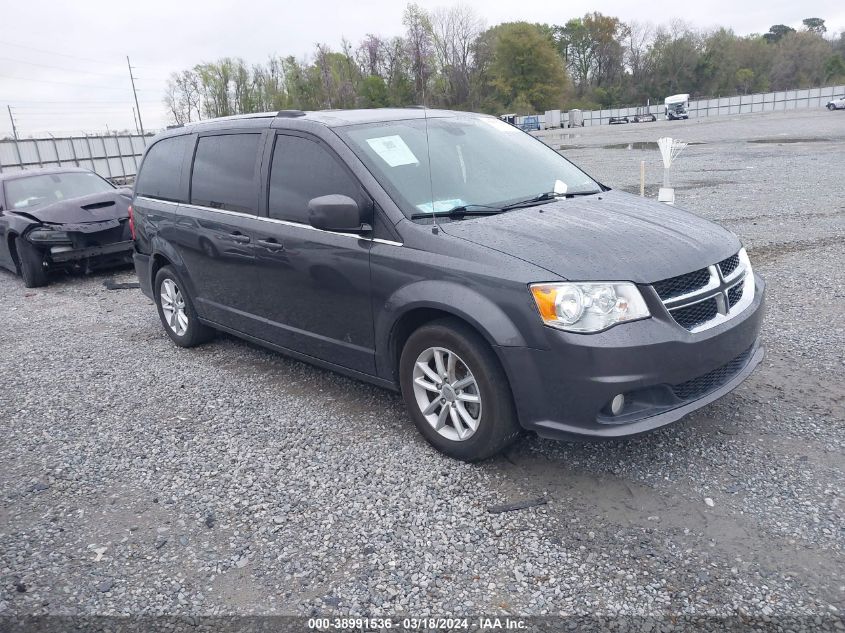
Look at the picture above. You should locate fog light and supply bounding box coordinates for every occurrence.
[610,394,625,416]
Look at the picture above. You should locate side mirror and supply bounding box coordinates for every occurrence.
[308,195,371,233]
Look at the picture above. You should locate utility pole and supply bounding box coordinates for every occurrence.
[7,105,19,140]
[7,105,23,168]
[132,107,139,134]
[127,56,145,136]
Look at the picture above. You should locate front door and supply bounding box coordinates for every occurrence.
[253,133,375,374]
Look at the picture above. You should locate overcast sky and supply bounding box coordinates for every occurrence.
[1,0,842,137]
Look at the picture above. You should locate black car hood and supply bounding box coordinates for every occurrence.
[440,190,740,283]
[13,190,130,226]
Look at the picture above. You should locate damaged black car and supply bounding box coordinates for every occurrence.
[0,167,134,287]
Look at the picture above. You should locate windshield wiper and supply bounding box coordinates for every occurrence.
[499,189,602,211]
[410,204,503,220]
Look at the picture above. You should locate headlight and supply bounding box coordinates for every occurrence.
[27,228,71,243]
[530,282,650,333]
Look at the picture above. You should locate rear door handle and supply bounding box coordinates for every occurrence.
[228,232,251,244]
[257,238,285,251]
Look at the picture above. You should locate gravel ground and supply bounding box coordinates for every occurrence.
[0,109,843,624]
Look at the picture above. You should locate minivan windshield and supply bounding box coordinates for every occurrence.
[338,114,602,219]
[4,172,114,211]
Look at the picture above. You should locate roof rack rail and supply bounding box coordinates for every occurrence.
[276,110,307,118]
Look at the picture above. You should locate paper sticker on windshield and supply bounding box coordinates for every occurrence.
[366,135,419,167]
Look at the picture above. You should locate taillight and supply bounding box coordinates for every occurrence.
[127,205,136,240]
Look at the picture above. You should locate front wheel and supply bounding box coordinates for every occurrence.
[154,266,214,347]
[828,104,836,111]
[399,318,521,461]
[15,237,48,288]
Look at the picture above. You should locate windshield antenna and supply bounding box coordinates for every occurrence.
[421,87,438,234]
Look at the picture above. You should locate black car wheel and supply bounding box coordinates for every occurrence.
[400,318,522,461]
[14,237,48,288]
[828,104,836,111]
[154,265,214,348]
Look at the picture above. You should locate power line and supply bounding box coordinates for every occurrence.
[0,39,122,66]
[3,99,161,104]
[0,55,169,83]
[0,55,128,78]
[0,73,140,90]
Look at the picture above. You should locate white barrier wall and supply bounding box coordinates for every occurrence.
[520,84,845,128]
[0,133,150,183]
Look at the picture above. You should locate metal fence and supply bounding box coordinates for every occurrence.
[525,84,845,128]
[0,133,151,184]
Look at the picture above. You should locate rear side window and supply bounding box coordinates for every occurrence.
[268,135,360,224]
[136,135,191,202]
[190,134,260,214]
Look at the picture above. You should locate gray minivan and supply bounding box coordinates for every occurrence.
[131,109,765,461]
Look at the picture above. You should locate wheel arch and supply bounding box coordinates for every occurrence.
[377,280,528,385]
[7,231,21,273]
[148,238,199,300]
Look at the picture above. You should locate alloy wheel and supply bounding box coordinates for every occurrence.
[160,278,188,336]
[412,346,482,441]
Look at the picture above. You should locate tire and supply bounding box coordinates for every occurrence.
[399,318,522,461]
[828,104,836,111]
[154,265,214,348]
[14,237,48,288]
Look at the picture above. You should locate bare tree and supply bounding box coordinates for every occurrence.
[430,5,484,106]
[357,34,386,77]
[623,21,654,85]
[164,70,202,124]
[403,3,434,103]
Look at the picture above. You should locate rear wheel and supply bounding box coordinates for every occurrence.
[399,318,521,461]
[154,265,214,347]
[828,103,836,111]
[14,237,48,288]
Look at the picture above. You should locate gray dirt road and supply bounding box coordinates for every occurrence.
[0,109,843,620]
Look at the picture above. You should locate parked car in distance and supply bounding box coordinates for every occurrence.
[132,109,765,461]
[609,116,629,125]
[631,110,657,123]
[0,167,134,287]
[826,94,845,110]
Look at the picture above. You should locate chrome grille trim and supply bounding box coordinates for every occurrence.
[657,249,755,333]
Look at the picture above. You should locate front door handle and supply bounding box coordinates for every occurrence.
[256,238,285,251]
[228,232,251,244]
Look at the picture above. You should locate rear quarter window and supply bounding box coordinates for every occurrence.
[136,135,191,202]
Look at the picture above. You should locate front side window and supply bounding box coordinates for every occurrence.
[337,115,601,218]
[268,135,360,224]
[136,135,191,202]
[5,171,114,210]
[191,134,260,214]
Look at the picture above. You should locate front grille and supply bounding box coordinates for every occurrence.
[670,298,718,330]
[719,254,740,278]
[652,268,711,300]
[671,346,754,400]
[68,221,128,249]
[728,283,743,308]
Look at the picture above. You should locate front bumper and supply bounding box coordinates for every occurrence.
[498,274,765,439]
[46,240,134,264]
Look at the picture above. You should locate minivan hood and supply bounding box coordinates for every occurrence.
[12,190,130,225]
[440,190,740,284]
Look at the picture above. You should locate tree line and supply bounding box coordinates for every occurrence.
[164,7,845,124]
